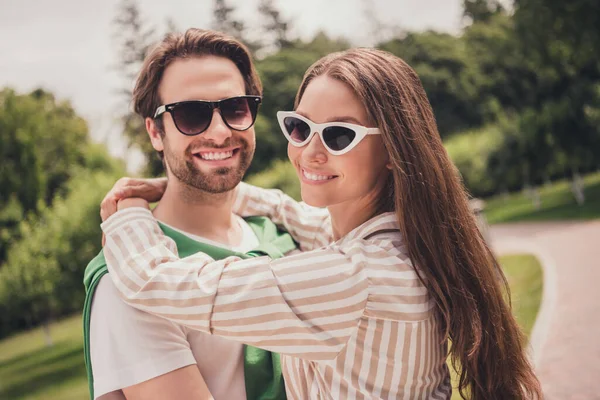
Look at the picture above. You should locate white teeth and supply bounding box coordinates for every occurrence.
[303,169,334,181]
[198,151,234,160]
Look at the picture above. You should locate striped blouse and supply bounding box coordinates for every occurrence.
[101,183,451,399]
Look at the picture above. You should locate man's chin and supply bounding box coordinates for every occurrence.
[185,168,245,194]
[179,154,251,193]
[200,177,241,194]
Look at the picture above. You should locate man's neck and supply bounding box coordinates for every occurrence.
[151,180,242,247]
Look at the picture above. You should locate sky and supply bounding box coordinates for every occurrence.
[0,0,469,167]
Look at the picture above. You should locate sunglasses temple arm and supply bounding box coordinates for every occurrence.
[154,105,167,118]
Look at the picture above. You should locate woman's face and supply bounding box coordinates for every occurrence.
[289,75,390,209]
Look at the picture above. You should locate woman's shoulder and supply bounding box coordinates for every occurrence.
[336,213,435,322]
[336,212,406,261]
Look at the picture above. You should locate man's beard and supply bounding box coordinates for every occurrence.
[163,136,254,194]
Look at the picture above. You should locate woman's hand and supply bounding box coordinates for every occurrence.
[100,177,167,221]
[117,198,151,211]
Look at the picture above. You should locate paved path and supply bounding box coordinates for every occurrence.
[489,220,600,400]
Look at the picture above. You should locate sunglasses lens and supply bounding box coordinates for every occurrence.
[283,117,311,143]
[221,97,259,130]
[323,126,356,151]
[172,102,212,135]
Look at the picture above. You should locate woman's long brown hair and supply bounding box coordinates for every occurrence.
[295,48,542,399]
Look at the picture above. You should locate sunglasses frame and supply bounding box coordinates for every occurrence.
[276,111,381,155]
[154,95,262,136]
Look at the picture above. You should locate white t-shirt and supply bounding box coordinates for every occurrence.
[90,215,260,399]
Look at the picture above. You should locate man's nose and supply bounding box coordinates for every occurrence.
[202,110,232,145]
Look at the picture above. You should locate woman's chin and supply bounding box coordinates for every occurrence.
[300,191,330,209]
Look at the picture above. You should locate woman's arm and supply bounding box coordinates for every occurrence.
[102,207,368,361]
[98,178,333,251]
[233,182,333,250]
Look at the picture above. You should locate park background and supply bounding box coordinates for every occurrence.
[0,0,598,398]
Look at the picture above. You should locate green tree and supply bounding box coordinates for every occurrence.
[462,14,538,117]
[212,0,261,52]
[258,0,293,51]
[112,0,161,176]
[247,160,300,201]
[0,88,90,264]
[250,33,350,174]
[510,0,600,201]
[212,0,246,40]
[0,165,124,339]
[379,31,483,136]
[463,0,505,24]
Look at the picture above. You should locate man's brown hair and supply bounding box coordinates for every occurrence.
[133,28,262,131]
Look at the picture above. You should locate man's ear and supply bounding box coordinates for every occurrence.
[146,118,164,152]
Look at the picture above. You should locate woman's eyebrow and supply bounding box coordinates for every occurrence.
[328,116,363,124]
[296,111,363,125]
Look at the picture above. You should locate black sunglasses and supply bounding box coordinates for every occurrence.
[153,95,262,136]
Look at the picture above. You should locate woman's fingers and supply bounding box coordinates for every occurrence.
[100,189,119,221]
[100,177,167,221]
[114,178,167,202]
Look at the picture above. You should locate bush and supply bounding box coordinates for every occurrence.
[247,159,301,200]
[444,124,504,197]
[0,168,124,338]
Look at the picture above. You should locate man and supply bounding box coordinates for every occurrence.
[85,29,295,400]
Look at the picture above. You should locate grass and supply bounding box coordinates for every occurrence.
[450,254,544,399]
[0,314,88,400]
[0,256,543,400]
[484,172,600,224]
[501,254,544,337]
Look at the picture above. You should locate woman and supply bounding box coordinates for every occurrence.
[101,48,542,399]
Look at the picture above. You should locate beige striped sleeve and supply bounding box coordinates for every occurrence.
[101,207,368,360]
[233,182,333,250]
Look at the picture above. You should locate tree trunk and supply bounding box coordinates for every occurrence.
[531,187,541,210]
[571,171,585,205]
[522,183,532,199]
[522,183,541,209]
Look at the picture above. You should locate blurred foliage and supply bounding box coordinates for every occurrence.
[111,0,600,197]
[112,0,162,176]
[444,124,505,196]
[0,167,124,338]
[2,0,600,339]
[0,88,93,264]
[484,171,600,224]
[509,0,600,177]
[0,86,125,337]
[247,159,300,201]
[463,0,505,24]
[250,33,351,174]
[379,31,484,136]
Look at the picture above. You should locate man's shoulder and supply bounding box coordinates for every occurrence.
[90,275,187,335]
[89,277,197,396]
[84,250,107,292]
[91,275,127,314]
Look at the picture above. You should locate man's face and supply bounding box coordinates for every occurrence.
[148,55,256,193]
